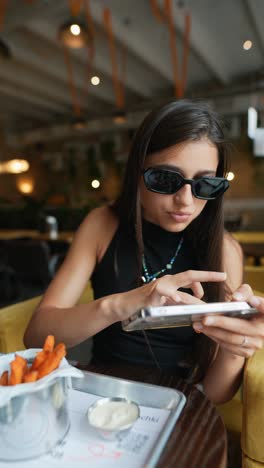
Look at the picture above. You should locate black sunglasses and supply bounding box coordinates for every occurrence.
[143,167,229,200]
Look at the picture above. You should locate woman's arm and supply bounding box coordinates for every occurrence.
[24,205,227,349]
[24,206,118,348]
[201,289,264,404]
[200,234,254,404]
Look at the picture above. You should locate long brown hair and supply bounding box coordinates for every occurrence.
[113,99,231,382]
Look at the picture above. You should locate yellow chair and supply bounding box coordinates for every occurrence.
[217,289,264,434]
[244,266,264,294]
[0,295,41,353]
[0,282,94,353]
[218,289,264,467]
[2,281,264,466]
[241,347,264,468]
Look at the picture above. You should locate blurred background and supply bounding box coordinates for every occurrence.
[0,0,263,306]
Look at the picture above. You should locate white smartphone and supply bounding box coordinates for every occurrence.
[122,301,259,332]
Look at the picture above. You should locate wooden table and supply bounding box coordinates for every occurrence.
[86,363,227,468]
[0,229,74,243]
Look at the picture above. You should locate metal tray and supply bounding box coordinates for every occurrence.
[72,370,186,468]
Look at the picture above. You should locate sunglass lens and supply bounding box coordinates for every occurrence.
[194,178,229,199]
[144,169,183,194]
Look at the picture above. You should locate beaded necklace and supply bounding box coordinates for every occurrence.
[141,236,184,283]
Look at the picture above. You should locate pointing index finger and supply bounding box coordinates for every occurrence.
[177,270,226,287]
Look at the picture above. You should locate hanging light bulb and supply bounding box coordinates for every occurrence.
[91,75,100,86]
[17,177,34,194]
[243,40,252,51]
[91,179,100,189]
[227,171,235,181]
[58,18,90,48]
[0,159,30,174]
[72,116,86,130]
[112,109,127,124]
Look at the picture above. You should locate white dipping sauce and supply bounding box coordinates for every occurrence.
[88,400,139,430]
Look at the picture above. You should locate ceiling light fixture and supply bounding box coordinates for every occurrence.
[112,109,127,124]
[17,178,34,194]
[91,179,100,189]
[91,75,100,86]
[58,18,90,48]
[0,159,30,174]
[70,24,81,36]
[72,116,87,130]
[227,171,235,181]
[243,40,252,51]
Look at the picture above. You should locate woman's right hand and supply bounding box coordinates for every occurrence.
[112,270,227,322]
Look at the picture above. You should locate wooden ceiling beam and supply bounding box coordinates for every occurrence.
[242,0,264,60]
[28,15,157,99]
[6,27,116,106]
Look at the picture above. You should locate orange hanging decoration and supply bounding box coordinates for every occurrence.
[180,12,191,98]
[63,46,82,117]
[164,0,181,97]
[83,0,95,40]
[149,0,165,23]
[103,8,125,109]
[164,0,191,98]
[0,0,8,32]
[68,0,83,17]
[119,43,127,109]
[151,0,191,98]
[80,0,95,103]
[63,0,95,118]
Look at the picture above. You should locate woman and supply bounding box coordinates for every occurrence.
[24,100,264,404]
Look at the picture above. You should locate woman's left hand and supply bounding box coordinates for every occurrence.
[193,284,264,358]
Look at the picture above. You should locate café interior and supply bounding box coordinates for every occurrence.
[0,1,264,468]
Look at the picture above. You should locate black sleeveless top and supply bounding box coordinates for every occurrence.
[91,219,198,375]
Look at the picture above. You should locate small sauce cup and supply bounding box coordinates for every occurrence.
[87,397,140,441]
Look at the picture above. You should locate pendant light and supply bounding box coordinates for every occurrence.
[0,126,29,174]
[72,115,86,130]
[103,9,127,125]
[0,158,29,174]
[112,109,127,124]
[58,18,90,49]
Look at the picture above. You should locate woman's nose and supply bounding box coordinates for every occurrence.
[173,183,194,204]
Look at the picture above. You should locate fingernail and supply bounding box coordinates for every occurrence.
[193,323,203,331]
[250,296,261,307]
[204,317,214,325]
[233,292,243,301]
[174,295,181,302]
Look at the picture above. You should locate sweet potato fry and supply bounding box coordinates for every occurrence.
[0,370,8,386]
[14,355,28,375]
[54,343,66,356]
[23,370,38,383]
[2,336,67,385]
[43,335,55,353]
[9,355,25,385]
[31,350,50,371]
[37,343,66,379]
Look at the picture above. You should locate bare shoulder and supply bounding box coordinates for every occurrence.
[223,231,243,260]
[74,205,119,261]
[79,205,118,233]
[223,231,243,291]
